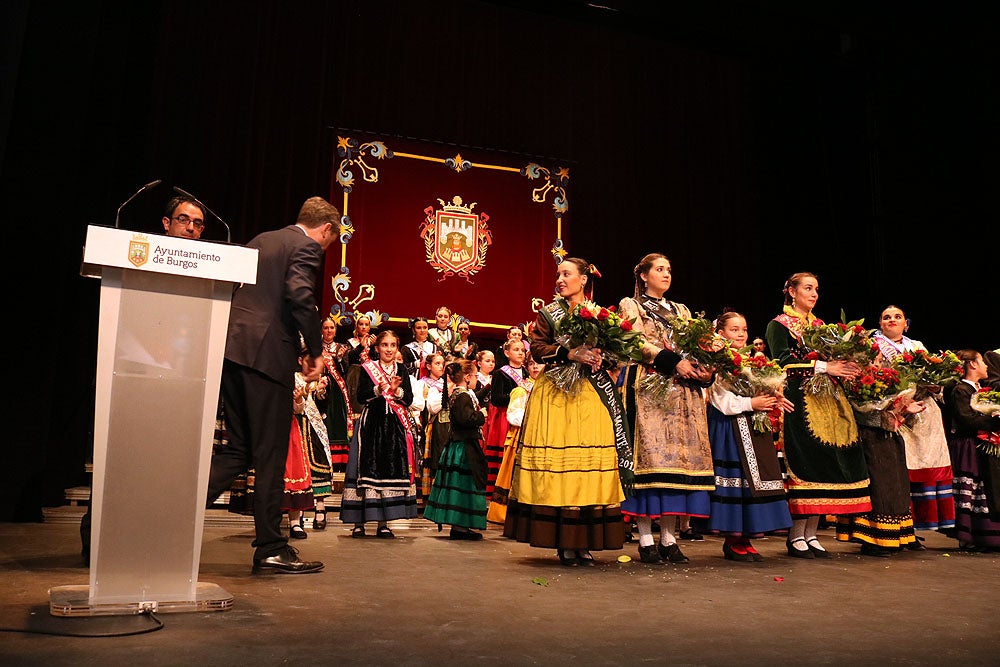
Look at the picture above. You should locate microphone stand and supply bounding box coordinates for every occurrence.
[173,186,232,243]
[114,179,162,228]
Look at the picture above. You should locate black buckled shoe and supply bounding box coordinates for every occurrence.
[658,542,689,564]
[638,544,664,563]
[723,542,754,562]
[289,517,307,540]
[859,543,893,558]
[313,510,327,530]
[805,538,831,558]
[449,528,484,541]
[252,546,324,574]
[785,538,814,559]
[557,550,579,567]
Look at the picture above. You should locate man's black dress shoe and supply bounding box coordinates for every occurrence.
[252,547,324,574]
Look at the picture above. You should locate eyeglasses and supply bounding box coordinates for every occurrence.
[172,214,205,231]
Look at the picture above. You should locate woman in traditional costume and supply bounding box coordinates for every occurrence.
[452,320,478,360]
[945,350,1000,552]
[504,257,629,567]
[871,305,955,539]
[764,272,871,558]
[339,330,418,538]
[617,253,715,565]
[706,311,793,561]
[401,317,436,380]
[424,359,489,540]
[428,306,456,356]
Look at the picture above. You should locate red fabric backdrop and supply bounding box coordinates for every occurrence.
[323,133,570,334]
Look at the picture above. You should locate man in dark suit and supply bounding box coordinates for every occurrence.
[207,196,338,574]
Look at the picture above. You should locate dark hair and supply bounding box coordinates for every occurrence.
[425,352,445,372]
[164,195,207,220]
[956,349,982,375]
[445,359,474,383]
[633,253,668,298]
[562,257,599,300]
[502,338,526,354]
[782,272,818,306]
[296,196,340,228]
[375,330,398,346]
[409,316,429,332]
[714,310,745,333]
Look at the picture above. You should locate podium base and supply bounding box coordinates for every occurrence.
[48,582,234,617]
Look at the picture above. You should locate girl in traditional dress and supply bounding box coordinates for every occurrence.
[706,312,794,561]
[945,350,1000,552]
[418,353,447,503]
[504,258,629,567]
[290,347,332,536]
[483,339,530,498]
[424,359,489,539]
[339,330,418,538]
[487,353,544,525]
[474,349,495,410]
[617,253,715,565]
[871,305,955,539]
[345,314,377,423]
[320,317,352,506]
[764,272,871,558]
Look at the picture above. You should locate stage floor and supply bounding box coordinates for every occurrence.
[1,512,998,666]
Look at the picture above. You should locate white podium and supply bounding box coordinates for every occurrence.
[50,226,257,616]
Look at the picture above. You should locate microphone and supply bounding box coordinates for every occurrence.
[172,186,232,243]
[114,179,162,228]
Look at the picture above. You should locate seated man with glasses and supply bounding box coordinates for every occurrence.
[162,196,207,239]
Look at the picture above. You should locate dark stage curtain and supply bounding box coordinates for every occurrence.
[2,0,996,519]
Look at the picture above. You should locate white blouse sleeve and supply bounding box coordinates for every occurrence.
[425,385,443,416]
[708,381,754,415]
[409,378,426,414]
[505,388,528,428]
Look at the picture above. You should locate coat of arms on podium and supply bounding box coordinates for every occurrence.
[420,195,492,281]
[128,234,149,267]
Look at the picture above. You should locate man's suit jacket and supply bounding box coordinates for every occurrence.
[225,225,324,387]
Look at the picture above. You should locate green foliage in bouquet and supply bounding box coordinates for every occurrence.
[665,313,740,375]
[554,301,644,363]
[891,348,963,388]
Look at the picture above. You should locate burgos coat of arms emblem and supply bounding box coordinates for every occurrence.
[128,233,149,268]
[420,195,492,281]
